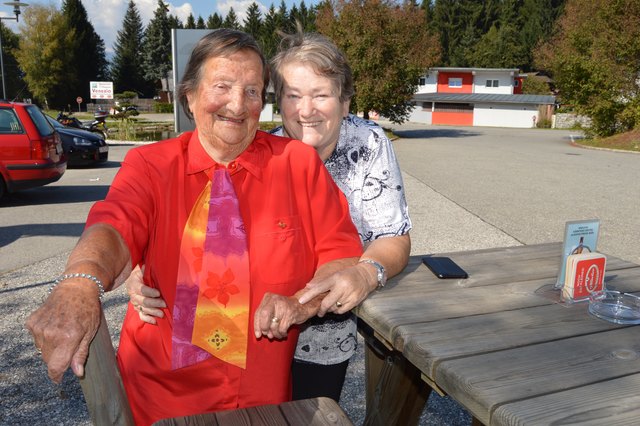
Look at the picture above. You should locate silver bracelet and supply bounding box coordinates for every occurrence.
[50,273,105,301]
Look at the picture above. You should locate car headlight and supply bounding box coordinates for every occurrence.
[72,136,94,146]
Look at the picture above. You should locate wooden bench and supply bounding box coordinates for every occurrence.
[152,397,353,425]
[80,312,352,426]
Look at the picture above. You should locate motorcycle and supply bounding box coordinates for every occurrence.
[56,110,110,140]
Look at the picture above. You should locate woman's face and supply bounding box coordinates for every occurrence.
[187,50,264,163]
[279,62,350,161]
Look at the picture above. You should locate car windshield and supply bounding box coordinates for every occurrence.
[26,106,55,136]
[45,115,64,129]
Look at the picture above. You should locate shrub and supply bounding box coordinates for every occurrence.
[154,102,173,113]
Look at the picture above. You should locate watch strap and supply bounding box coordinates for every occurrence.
[359,259,387,288]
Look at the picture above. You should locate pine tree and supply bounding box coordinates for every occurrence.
[207,13,223,29]
[289,4,300,29]
[223,8,240,29]
[196,16,206,29]
[432,0,483,66]
[243,2,263,40]
[143,0,173,98]
[185,14,196,29]
[59,0,109,108]
[260,5,279,59]
[168,14,183,29]
[111,1,150,96]
[277,0,292,33]
[296,1,316,31]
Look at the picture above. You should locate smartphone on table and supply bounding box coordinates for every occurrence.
[422,256,469,279]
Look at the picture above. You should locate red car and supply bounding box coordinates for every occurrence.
[0,101,67,200]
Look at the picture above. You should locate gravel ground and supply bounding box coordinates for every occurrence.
[0,252,470,426]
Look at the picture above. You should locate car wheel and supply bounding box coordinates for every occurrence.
[0,176,6,201]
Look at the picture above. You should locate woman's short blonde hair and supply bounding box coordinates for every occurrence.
[271,29,354,104]
[177,29,269,120]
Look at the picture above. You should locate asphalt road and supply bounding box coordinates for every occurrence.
[391,124,640,265]
[1,124,639,425]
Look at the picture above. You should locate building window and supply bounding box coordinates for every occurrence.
[421,102,432,110]
[419,77,426,86]
[448,78,462,88]
[434,103,473,112]
[485,79,499,88]
[514,80,520,87]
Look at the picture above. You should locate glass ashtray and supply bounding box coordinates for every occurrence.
[588,290,640,325]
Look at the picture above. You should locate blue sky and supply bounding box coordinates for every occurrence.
[2,0,316,55]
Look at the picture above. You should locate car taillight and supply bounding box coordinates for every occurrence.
[30,135,55,160]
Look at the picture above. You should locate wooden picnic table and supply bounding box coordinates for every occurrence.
[356,242,640,426]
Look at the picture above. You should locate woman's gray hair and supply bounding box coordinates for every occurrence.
[271,28,354,104]
[177,29,269,120]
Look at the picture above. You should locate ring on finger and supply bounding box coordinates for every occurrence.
[335,301,343,308]
[271,317,280,324]
[138,305,144,313]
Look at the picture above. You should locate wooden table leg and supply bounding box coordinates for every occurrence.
[360,323,431,426]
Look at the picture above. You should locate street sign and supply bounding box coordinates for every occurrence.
[90,81,114,99]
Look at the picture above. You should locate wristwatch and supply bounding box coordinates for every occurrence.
[359,259,387,288]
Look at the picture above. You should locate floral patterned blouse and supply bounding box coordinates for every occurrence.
[272,114,412,364]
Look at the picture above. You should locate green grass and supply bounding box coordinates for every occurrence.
[576,129,640,153]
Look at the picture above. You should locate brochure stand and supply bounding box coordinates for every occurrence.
[555,219,600,289]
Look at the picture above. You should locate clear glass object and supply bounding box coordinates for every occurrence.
[588,290,640,325]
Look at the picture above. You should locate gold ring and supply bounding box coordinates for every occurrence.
[36,347,42,354]
[271,317,280,323]
[336,301,343,308]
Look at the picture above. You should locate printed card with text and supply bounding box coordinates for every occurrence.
[562,252,607,302]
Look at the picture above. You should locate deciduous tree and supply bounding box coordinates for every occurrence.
[317,0,440,123]
[15,5,72,108]
[535,0,640,136]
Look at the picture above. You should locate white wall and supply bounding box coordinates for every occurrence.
[260,104,274,122]
[408,104,432,124]
[473,104,538,128]
[416,72,438,94]
[473,72,514,94]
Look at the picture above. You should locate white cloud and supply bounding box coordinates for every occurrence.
[217,0,268,23]
[14,0,273,55]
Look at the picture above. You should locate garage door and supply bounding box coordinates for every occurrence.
[432,103,474,126]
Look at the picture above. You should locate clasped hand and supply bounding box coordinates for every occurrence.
[297,263,377,315]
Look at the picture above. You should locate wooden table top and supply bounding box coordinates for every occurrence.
[355,243,640,425]
[152,396,353,425]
